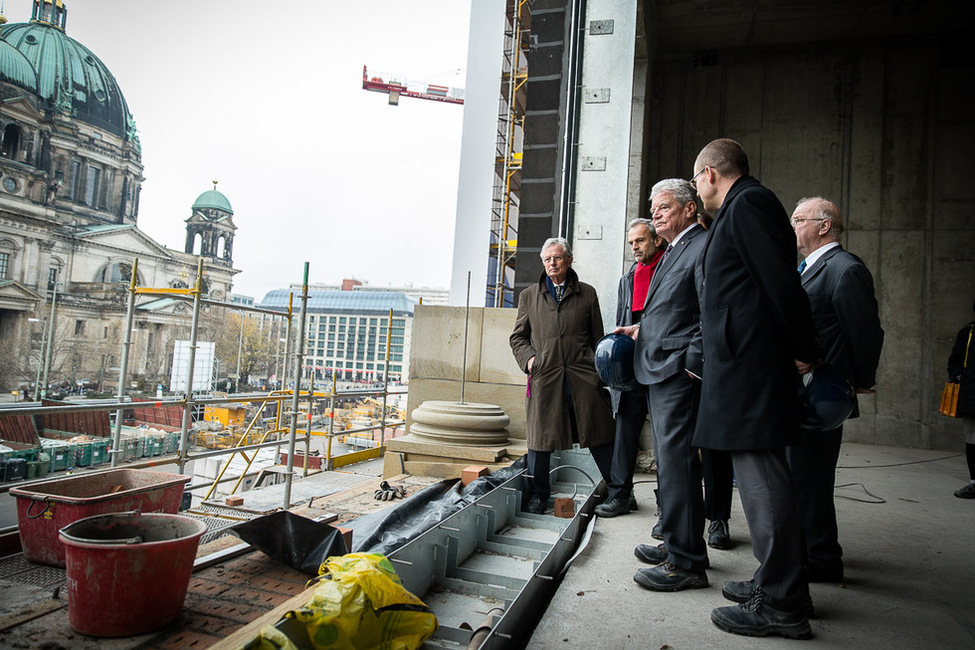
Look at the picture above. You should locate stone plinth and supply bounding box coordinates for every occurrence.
[409,400,510,446]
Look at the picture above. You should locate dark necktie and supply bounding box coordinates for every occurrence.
[660,244,674,266]
[555,284,564,302]
[798,259,807,274]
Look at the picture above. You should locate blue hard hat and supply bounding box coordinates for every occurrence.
[595,333,640,391]
[799,366,856,431]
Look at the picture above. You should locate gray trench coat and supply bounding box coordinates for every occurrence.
[509,269,616,452]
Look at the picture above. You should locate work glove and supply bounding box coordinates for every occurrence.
[374,480,406,501]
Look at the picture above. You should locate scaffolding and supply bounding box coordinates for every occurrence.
[0,258,407,517]
[487,0,531,308]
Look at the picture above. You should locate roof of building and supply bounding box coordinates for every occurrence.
[192,189,234,215]
[258,289,417,316]
[0,38,37,92]
[1,16,135,140]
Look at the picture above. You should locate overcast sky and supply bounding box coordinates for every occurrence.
[4,0,470,300]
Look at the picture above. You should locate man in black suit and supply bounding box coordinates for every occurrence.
[615,179,710,591]
[691,139,820,639]
[594,218,665,518]
[789,197,884,583]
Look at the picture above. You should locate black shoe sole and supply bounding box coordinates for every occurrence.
[594,506,630,518]
[708,537,732,550]
[710,609,812,640]
[634,568,708,592]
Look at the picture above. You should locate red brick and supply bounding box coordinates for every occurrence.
[225,496,245,506]
[462,465,489,486]
[554,497,575,518]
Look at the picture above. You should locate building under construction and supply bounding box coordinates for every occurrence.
[1,0,974,648]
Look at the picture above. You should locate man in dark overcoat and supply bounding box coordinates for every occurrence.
[790,196,884,583]
[690,139,820,639]
[509,237,616,514]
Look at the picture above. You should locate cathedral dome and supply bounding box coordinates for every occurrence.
[0,38,37,92]
[1,3,135,140]
[192,188,234,215]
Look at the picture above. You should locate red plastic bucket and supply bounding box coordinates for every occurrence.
[11,468,190,567]
[59,511,207,637]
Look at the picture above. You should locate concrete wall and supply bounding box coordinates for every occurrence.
[406,304,528,440]
[639,39,975,450]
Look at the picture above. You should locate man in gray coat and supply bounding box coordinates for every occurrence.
[615,179,709,591]
[691,139,820,639]
[509,237,616,514]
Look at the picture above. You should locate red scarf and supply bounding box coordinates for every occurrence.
[632,248,665,313]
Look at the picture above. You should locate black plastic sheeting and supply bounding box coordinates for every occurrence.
[230,510,349,575]
[344,457,527,556]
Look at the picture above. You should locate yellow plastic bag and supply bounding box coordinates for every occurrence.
[243,553,437,650]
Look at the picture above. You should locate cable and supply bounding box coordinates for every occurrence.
[837,453,963,469]
[834,482,886,504]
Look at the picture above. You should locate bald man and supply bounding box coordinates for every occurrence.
[789,197,883,584]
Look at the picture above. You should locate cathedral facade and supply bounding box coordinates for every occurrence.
[0,0,238,395]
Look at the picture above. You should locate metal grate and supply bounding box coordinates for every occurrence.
[0,555,66,588]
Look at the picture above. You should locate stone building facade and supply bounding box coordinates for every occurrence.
[0,1,238,395]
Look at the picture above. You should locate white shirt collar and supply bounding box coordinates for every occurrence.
[667,222,698,248]
[801,241,840,273]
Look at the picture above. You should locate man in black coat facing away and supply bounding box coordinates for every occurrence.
[691,139,820,639]
[789,197,884,583]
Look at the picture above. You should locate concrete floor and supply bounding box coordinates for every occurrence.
[530,442,975,648]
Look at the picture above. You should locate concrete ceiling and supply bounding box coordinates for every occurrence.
[644,0,973,56]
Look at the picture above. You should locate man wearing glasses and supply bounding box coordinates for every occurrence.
[509,237,616,514]
[690,139,820,639]
[789,197,884,584]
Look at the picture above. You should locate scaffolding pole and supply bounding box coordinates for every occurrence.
[110,259,138,468]
[178,258,205,475]
[283,263,309,508]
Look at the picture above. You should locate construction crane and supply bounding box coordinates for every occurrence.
[362,65,464,106]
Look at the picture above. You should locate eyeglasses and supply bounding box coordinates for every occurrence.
[542,256,566,264]
[689,167,706,190]
[790,217,828,227]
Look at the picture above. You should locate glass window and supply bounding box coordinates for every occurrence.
[84,165,100,206]
[0,252,8,279]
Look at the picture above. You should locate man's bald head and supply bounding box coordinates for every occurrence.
[695,138,749,179]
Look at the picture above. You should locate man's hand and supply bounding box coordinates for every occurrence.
[856,387,876,394]
[794,359,816,375]
[614,325,640,341]
[527,356,535,373]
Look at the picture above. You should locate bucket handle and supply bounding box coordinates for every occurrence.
[25,498,51,520]
[59,510,146,546]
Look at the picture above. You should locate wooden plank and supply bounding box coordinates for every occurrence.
[386,436,507,462]
[402,460,510,480]
[210,587,316,650]
[0,598,66,631]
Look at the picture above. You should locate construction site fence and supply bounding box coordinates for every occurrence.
[0,386,409,513]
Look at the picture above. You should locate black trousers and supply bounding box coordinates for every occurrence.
[607,387,648,500]
[702,447,734,521]
[786,425,844,572]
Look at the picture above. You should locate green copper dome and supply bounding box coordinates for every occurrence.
[1,18,135,140]
[0,38,37,92]
[192,189,234,215]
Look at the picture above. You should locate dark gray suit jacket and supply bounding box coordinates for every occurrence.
[634,223,706,385]
[801,244,884,416]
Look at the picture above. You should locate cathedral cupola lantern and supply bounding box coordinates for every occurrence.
[185,181,236,265]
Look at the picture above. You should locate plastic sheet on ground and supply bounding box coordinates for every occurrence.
[343,457,526,556]
[230,511,349,575]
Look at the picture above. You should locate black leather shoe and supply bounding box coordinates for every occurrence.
[525,496,546,514]
[651,516,663,540]
[595,495,630,517]
[707,519,732,550]
[634,562,708,592]
[629,492,638,511]
[634,542,668,565]
[711,588,812,639]
[723,580,816,617]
